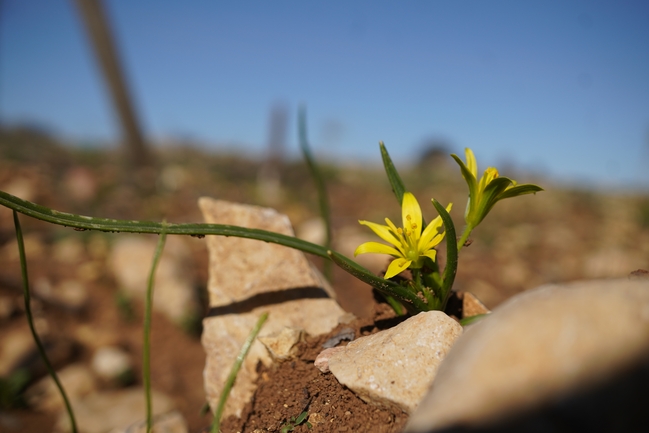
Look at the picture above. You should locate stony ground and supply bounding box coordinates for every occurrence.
[1,127,648,432]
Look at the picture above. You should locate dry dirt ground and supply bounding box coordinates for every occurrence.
[1,127,648,432]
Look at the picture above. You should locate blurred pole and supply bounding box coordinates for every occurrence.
[73,0,151,168]
[257,103,288,205]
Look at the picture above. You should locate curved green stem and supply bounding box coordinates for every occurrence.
[13,211,78,433]
[0,190,329,258]
[143,225,167,433]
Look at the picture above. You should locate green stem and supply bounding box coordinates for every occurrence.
[143,226,168,433]
[13,211,78,433]
[0,190,329,258]
[212,312,269,433]
[456,224,474,252]
[412,268,422,292]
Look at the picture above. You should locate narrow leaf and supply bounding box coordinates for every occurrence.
[379,142,406,204]
[143,226,167,433]
[212,312,269,433]
[431,199,458,310]
[497,183,544,200]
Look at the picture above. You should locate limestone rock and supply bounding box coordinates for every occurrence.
[462,292,490,318]
[199,197,346,418]
[314,346,344,373]
[406,278,649,432]
[258,327,305,362]
[91,346,133,385]
[55,388,174,433]
[108,235,199,326]
[326,311,463,413]
[25,363,96,412]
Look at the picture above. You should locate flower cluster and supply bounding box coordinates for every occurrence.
[353,146,542,312]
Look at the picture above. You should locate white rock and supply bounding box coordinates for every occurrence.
[326,311,463,413]
[55,388,174,433]
[406,278,649,432]
[314,347,344,373]
[108,235,199,325]
[199,197,346,418]
[91,346,132,384]
[258,327,305,362]
[25,363,96,412]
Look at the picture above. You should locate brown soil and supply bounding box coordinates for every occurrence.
[218,302,410,433]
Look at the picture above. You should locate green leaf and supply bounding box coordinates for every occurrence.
[380,142,406,204]
[450,153,478,213]
[475,177,512,224]
[431,199,458,310]
[295,411,309,424]
[497,183,544,200]
[459,313,490,326]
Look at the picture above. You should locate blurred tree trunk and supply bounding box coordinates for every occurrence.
[74,0,152,169]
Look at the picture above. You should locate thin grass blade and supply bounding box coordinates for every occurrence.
[212,312,269,433]
[143,226,168,433]
[13,211,78,433]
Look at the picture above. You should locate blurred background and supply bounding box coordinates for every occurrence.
[1,0,649,188]
[1,1,649,432]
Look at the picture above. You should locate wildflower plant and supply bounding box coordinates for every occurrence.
[0,112,542,431]
[349,143,543,314]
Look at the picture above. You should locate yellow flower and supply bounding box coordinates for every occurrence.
[354,192,452,279]
[451,148,543,228]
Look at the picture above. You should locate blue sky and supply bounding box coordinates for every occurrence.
[1,1,648,189]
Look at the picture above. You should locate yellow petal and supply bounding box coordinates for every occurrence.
[422,249,437,262]
[359,220,401,247]
[354,242,402,257]
[419,202,452,249]
[401,192,423,237]
[424,232,446,251]
[478,167,499,193]
[384,258,411,279]
[465,148,478,178]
